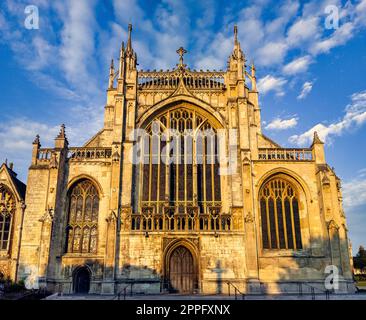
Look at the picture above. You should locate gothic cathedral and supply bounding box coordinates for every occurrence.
[0,25,355,295]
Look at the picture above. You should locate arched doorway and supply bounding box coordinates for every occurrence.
[73,267,90,294]
[168,246,196,293]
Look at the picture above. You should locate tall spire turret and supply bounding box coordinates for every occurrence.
[228,25,245,80]
[108,59,115,89]
[234,25,238,45]
[125,24,137,70]
[127,23,133,54]
[250,61,257,91]
[118,41,125,79]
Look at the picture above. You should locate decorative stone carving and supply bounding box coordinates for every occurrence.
[49,152,59,169]
[244,212,254,223]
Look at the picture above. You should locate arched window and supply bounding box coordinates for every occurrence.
[137,106,221,215]
[259,177,302,250]
[66,180,99,254]
[0,184,15,252]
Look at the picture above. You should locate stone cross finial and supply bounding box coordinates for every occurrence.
[176,47,187,67]
[57,124,66,139]
[33,134,40,145]
[313,131,323,144]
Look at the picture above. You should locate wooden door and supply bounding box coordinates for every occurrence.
[74,267,90,294]
[169,246,195,293]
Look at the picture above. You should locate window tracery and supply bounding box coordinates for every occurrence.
[67,180,99,254]
[259,177,302,250]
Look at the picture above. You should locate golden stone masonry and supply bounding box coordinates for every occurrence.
[0,25,355,295]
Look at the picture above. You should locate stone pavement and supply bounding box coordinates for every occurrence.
[46,292,366,300]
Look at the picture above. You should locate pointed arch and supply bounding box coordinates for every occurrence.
[258,173,305,250]
[66,179,99,254]
[134,103,222,217]
[67,174,104,197]
[0,184,16,252]
[163,239,199,293]
[137,95,225,129]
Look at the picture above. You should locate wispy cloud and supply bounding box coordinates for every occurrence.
[343,170,366,208]
[283,55,313,75]
[297,81,313,99]
[58,0,99,96]
[289,90,366,146]
[265,117,298,130]
[257,75,287,96]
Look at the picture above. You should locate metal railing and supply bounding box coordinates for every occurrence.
[297,282,331,300]
[227,281,245,300]
[115,283,134,300]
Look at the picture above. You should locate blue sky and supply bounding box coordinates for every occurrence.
[0,0,365,254]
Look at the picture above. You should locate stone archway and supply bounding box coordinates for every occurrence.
[167,245,197,293]
[73,266,91,294]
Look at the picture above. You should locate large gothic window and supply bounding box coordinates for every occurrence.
[137,106,221,215]
[259,177,302,250]
[66,180,99,254]
[0,185,15,251]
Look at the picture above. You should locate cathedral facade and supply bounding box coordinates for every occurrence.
[0,25,355,295]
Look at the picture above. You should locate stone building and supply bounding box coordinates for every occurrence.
[1,25,355,295]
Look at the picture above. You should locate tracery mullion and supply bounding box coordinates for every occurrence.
[192,111,198,207]
[138,135,144,213]
[281,196,288,249]
[273,188,280,248]
[202,136,207,215]
[156,136,161,213]
[148,135,152,203]
[265,197,272,248]
[184,133,187,211]
[210,131,215,204]
[175,129,179,211]
[165,110,171,209]
[290,197,297,250]
[5,215,12,251]
[0,215,4,248]
[80,189,86,253]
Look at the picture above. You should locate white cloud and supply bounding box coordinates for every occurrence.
[283,55,312,75]
[297,81,313,99]
[265,117,298,130]
[256,41,288,66]
[257,75,288,96]
[289,90,366,146]
[286,16,320,46]
[0,119,58,152]
[343,170,366,208]
[59,0,98,95]
[112,0,145,25]
[310,22,355,55]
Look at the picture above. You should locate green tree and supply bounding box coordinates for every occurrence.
[354,246,366,271]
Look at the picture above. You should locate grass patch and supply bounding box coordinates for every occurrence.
[356,281,366,287]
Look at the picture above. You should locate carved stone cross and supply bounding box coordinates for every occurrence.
[176,47,187,67]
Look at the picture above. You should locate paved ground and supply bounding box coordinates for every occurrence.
[46,292,366,300]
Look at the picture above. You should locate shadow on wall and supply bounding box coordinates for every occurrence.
[258,234,355,296]
[210,260,225,294]
[17,232,355,296]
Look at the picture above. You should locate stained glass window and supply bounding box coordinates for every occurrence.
[66,180,99,254]
[259,178,302,250]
